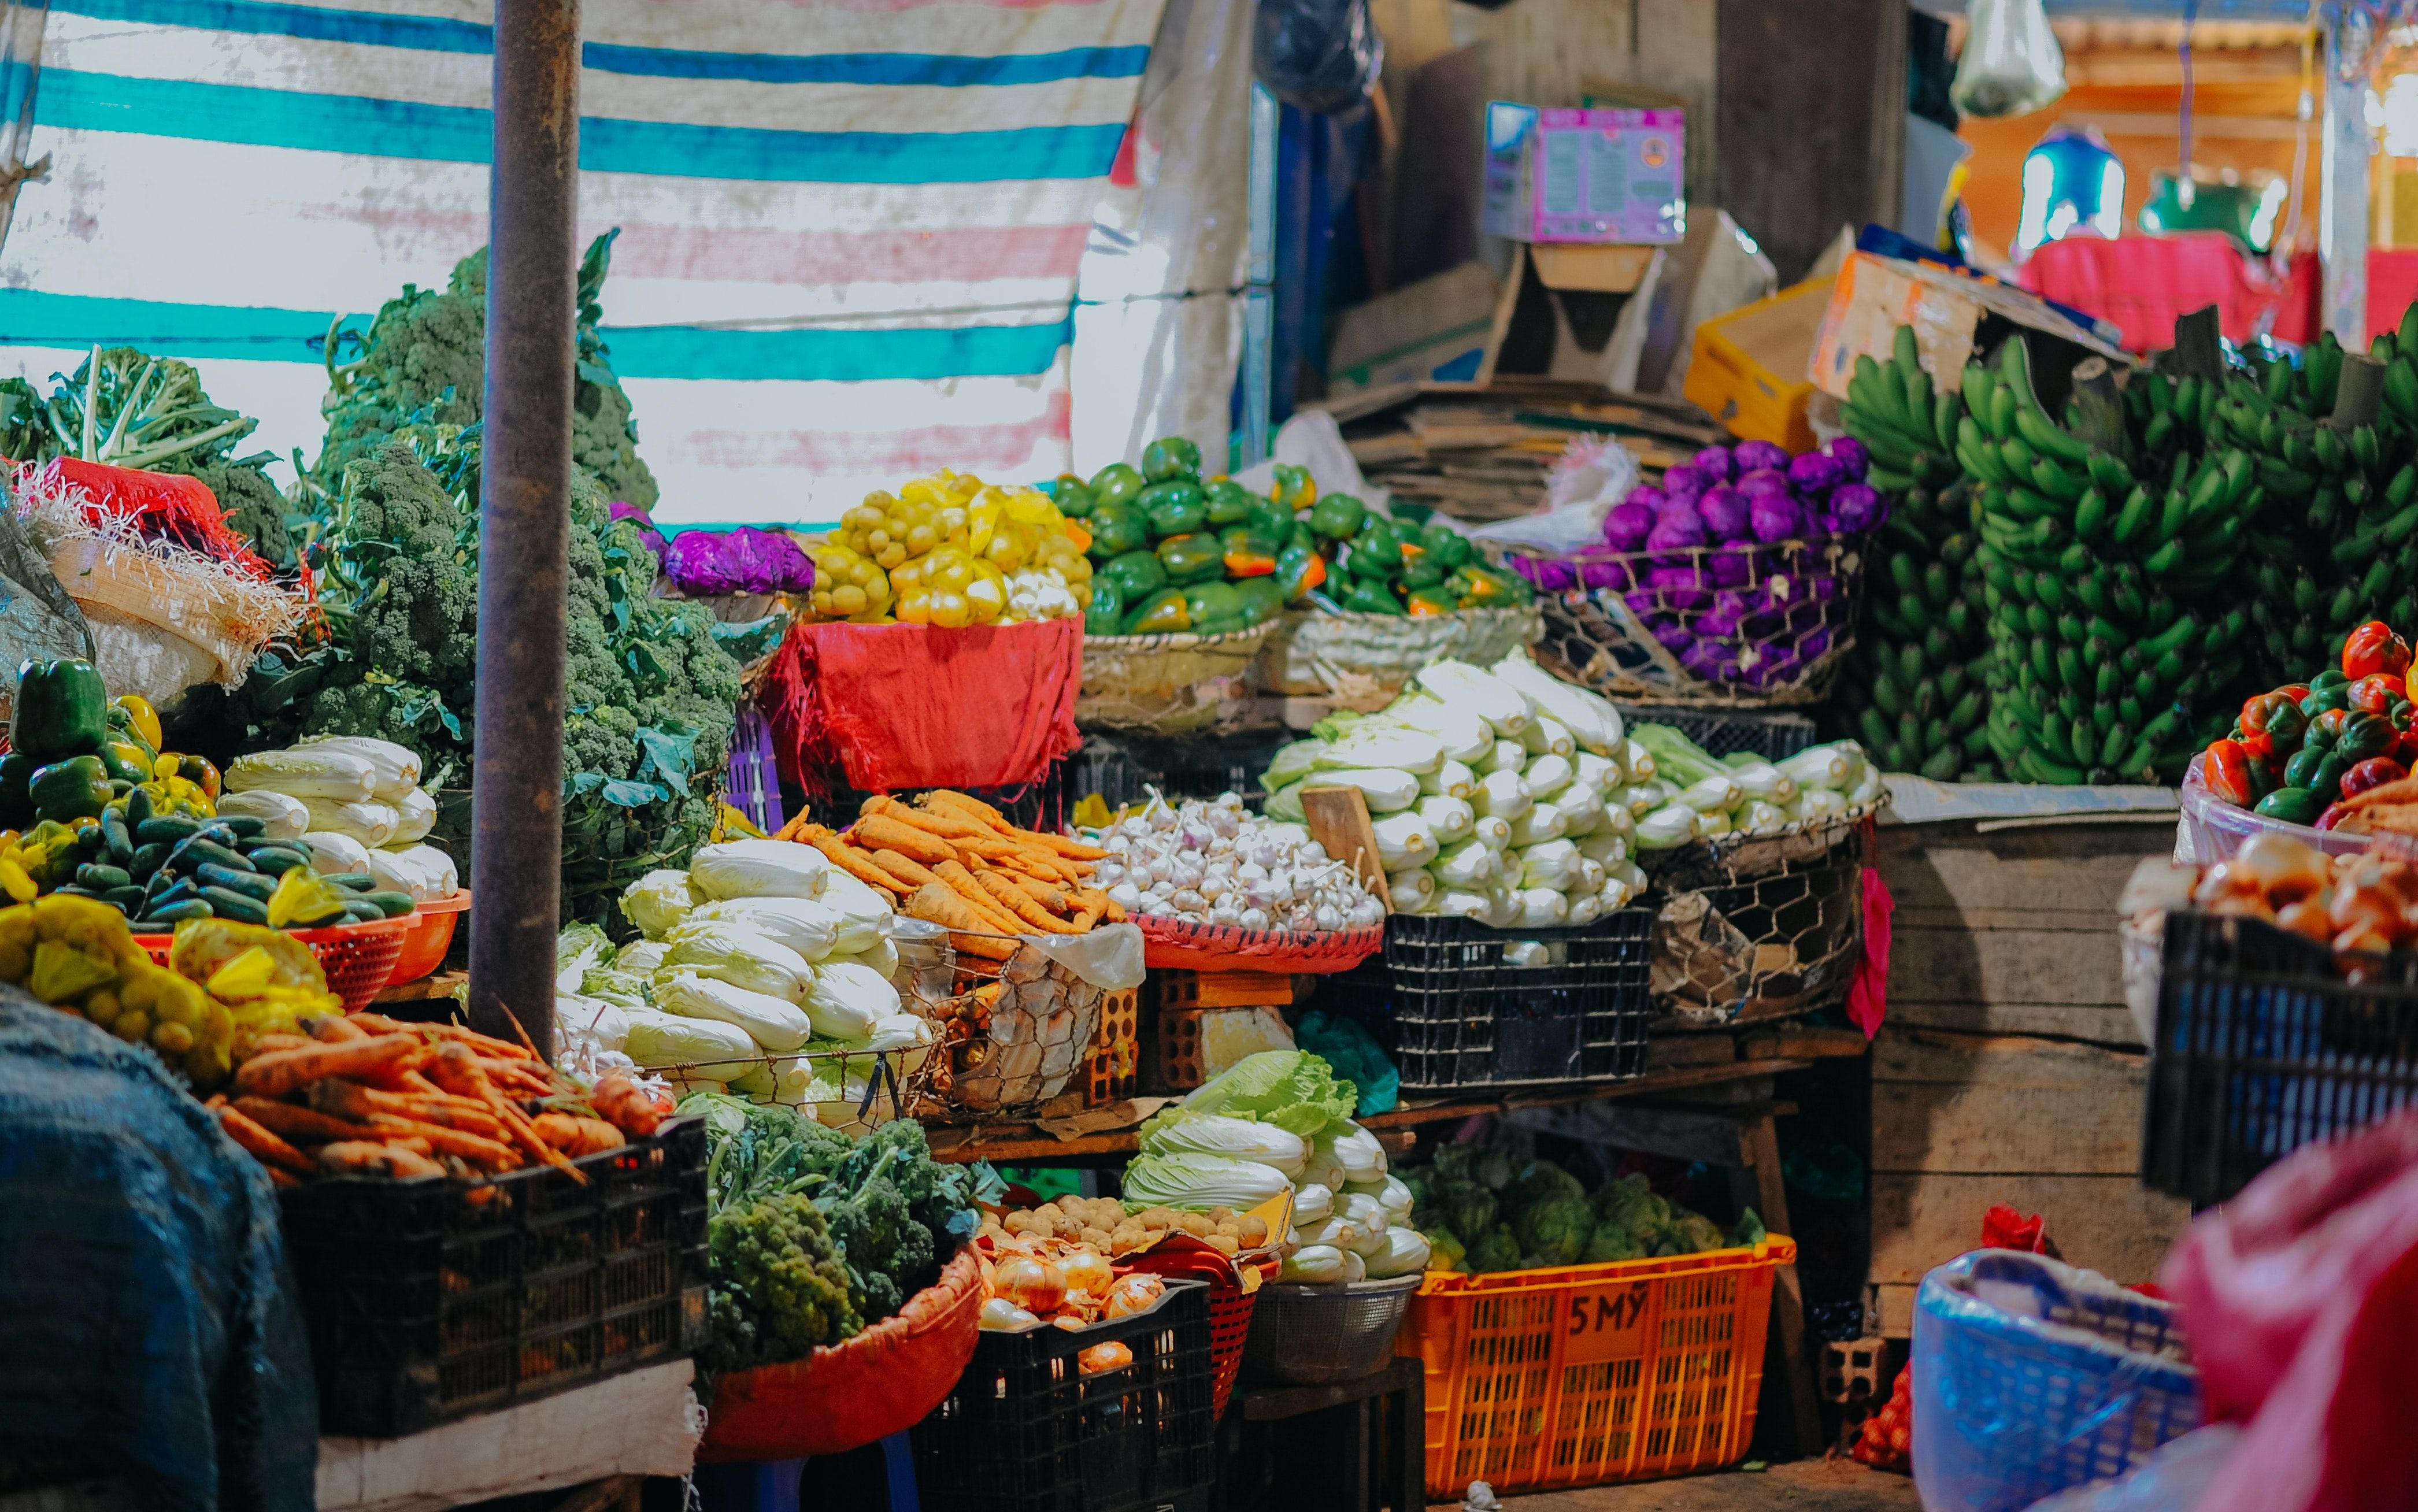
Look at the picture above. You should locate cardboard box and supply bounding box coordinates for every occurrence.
[1809,250,2134,403]
[1682,275,1835,454]
[1482,102,1685,245]
[1327,262,1500,397]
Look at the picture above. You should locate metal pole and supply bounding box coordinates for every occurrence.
[1239,82,1277,468]
[467,0,580,1055]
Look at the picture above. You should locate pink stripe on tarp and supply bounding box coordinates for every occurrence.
[680,387,1069,472]
[651,0,1108,11]
[301,206,1090,286]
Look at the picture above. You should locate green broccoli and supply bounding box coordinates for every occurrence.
[314,233,658,509]
[813,1120,976,1321]
[700,1192,861,1376]
[1511,1192,1593,1266]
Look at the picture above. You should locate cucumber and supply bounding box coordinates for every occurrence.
[216,816,267,839]
[138,899,212,928]
[245,846,313,875]
[102,886,146,912]
[75,863,131,892]
[168,836,252,876]
[197,864,277,902]
[358,890,417,918]
[100,807,133,866]
[340,898,388,924]
[135,816,202,844]
[125,785,154,829]
[201,886,269,924]
[324,872,379,892]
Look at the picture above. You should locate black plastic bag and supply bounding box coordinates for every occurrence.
[1253,0,1382,115]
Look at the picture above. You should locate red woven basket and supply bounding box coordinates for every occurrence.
[134,913,414,1013]
[1136,915,1384,974]
[1122,1242,1280,1417]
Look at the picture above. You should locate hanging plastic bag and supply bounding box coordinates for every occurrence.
[1951,0,2066,119]
[1253,0,1382,116]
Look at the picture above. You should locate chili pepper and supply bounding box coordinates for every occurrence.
[2202,738,2258,806]
[1203,480,1258,528]
[97,739,151,787]
[1448,564,1519,607]
[1308,492,1367,541]
[1220,525,1280,577]
[12,659,108,764]
[1141,436,1202,484]
[1274,543,1327,602]
[2239,692,2308,747]
[2342,755,2410,798]
[1398,553,1446,591]
[1269,464,1316,511]
[2276,683,2312,706]
[2343,620,2412,680]
[2350,673,2404,715]
[1051,474,1097,518]
[1088,462,1147,513]
[1342,579,1405,616]
[108,695,162,754]
[2310,668,2352,691]
[1139,481,1208,538]
[2336,709,2400,762]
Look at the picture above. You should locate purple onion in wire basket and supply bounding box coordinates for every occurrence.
[1604,501,1658,551]
[1749,491,1805,544]
[1787,450,1845,496]
[1578,556,1634,591]
[1733,439,1790,473]
[1692,444,1736,482]
[1824,436,1870,481]
[1625,484,1669,513]
[1697,486,1753,543]
[1646,511,1708,551]
[1735,467,1791,498]
[1708,547,1753,588]
[1827,481,1885,534]
[1661,464,1707,499]
[1652,616,1697,651]
[1525,557,1578,592]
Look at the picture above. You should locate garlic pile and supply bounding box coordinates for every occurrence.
[1083,791,1386,933]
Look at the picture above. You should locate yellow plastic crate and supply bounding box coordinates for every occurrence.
[1682,278,1831,454]
[1399,1237,1795,1497]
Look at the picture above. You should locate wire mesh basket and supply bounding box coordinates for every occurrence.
[1611,703,1820,761]
[1077,623,1279,736]
[1515,537,1865,707]
[906,935,1114,1120]
[1239,1274,1422,1385]
[1647,819,1872,1024]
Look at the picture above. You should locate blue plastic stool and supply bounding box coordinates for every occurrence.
[694,1433,919,1512]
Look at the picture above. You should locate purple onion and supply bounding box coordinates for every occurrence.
[1646,512,1707,551]
[1692,444,1736,482]
[1681,642,1742,682]
[1696,608,1742,639]
[1625,485,1669,513]
[1651,616,1695,650]
[1797,626,1835,662]
[1787,451,1845,496]
[1828,483,1885,535]
[1824,436,1870,481]
[1736,468,1790,499]
[1784,600,1829,632]
[1526,557,1578,592]
[1578,558,1633,591]
[1707,549,1752,588]
[1741,604,1785,638]
[1733,440,1790,473]
[1661,464,1707,499]
[1746,647,1804,687]
[1603,502,1657,551]
[1696,486,1752,543]
[1749,492,1805,544]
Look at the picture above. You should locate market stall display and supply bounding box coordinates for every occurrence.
[803,470,1093,627]
[2184,624,2418,839]
[1084,790,1385,948]
[1512,438,1875,705]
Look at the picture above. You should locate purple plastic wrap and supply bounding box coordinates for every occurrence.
[662,527,816,596]
[610,501,669,557]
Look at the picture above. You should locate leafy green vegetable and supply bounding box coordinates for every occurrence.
[1468,1223,1523,1274]
[1731,1207,1768,1247]
[699,1192,861,1375]
[1580,1221,1645,1264]
[1177,1049,1358,1139]
[1425,1174,1498,1240]
[1512,1192,1593,1266]
[1501,1159,1586,1214]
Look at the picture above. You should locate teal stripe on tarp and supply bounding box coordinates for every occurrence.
[36,69,1129,182]
[0,290,1072,381]
[50,0,1149,85]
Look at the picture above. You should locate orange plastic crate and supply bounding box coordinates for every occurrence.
[1399,1237,1796,1498]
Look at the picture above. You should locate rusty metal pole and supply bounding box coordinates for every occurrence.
[466,0,579,1055]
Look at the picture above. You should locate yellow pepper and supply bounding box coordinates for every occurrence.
[265,866,351,928]
[112,695,162,752]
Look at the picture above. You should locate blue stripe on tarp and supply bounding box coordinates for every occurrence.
[51,0,1149,84]
[36,69,1130,181]
[0,290,1073,380]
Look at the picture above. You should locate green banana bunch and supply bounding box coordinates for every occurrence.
[1843,326,1962,492]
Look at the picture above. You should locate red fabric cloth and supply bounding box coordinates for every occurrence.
[2163,1111,2418,1512]
[1847,862,1894,1040]
[761,617,1083,795]
[2019,233,2317,353]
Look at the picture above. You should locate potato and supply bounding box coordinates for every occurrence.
[1205,1233,1240,1255]
[1237,1215,1269,1246]
[1207,1206,1235,1224]
[1081,1226,1114,1248]
[1139,1207,1179,1228]
[1004,1211,1037,1234]
[1034,1202,1064,1225]
[1177,1213,1213,1237]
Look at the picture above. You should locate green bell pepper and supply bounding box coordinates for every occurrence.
[1348,522,1403,579]
[1085,578,1127,635]
[1342,579,1405,616]
[1405,585,1458,617]
[1270,464,1316,510]
[12,658,108,763]
[1287,518,1319,554]
[0,751,33,827]
[1090,462,1148,512]
[1275,543,1329,602]
[1052,473,1097,518]
[29,754,111,824]
[1139,481,1208,538]
[1308,492,1367,541]
[1398,553,1446,591]
[1247,497,1298,544]
[1421,522,1474,571]
[1220,525,1282,577]
[1141,436,1202,484]
[2335,709,2399,762]
[1448,564,1518,607]
[1125,587,1193,635]
[97,739,153,786]
[1203,480,1258,527]
[1157,532,1226,585]
[1233,577,1284,626]
[1100,549,1169,601]
[1182,581,1244,629]
[1085,501,1149,559]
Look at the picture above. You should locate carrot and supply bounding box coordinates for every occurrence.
[269,1166,302,1188]
[306,1078,503,1137]
[922,788,1013,831]
[234,1034,423,1100]
[592,1072,671,1138]
[932,859,1028,933]
[871,848,947,892]
[382,1135,435,1157]
[976,869,1085,934]
[802,828,910,894]
[362,1113,521,1169]
[236,1096,373,1146]
[350,1015,533,1061]
[304,1014,368,1043]
[866,795,988,840]
[431,1042,586,1184]
[532,1111,627,1157]
[1076,887,1123,924]
[318,1140,445,1180]
[772,814,809,842]
[1010,872,1073,915]
[851,814,957,866]
[1027,832,1108,862]
[248,1033,316,1057]
[217,1104,315,1175]
[904,884,1020,959]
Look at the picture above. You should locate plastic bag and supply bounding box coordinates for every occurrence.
[1294,1008,1399,1116]
[1252,0,1382,118]
[1951,0,2065,118]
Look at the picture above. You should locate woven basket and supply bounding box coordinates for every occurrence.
[1518,538,1865,709]
[1254,605,1541,706]
[1135,914,1385,974]
[1078,622,1278,736]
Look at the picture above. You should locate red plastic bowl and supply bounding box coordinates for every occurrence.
[387,891,470,987]
[134,913,415,1014]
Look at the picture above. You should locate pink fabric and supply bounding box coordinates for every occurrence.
[2019,233,2317,352]
[1847,864,1894,1039]
[2162,1111,2418,1512]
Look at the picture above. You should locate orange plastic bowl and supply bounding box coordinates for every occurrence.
[387,891,471,987]
[134,913,417,1014]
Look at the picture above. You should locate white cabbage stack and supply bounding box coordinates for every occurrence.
[235,736,458,900]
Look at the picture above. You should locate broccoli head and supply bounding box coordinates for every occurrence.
[701,1192,861,1376]
[1426,1174,1498,1242]
[820,1174,934,1324]
[192,453,295,569]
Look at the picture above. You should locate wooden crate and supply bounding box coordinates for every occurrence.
[1868,812,2190,1336]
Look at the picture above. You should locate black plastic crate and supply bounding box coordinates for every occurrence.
[2143,910,2418,1205]
[279,1114,709,1436]
[1064,729,1295,812]
[914,1277,1214,1512]
[1611,703,1820,761]
[1322,910,1654,1091]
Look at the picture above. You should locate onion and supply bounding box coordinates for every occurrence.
[1646,513,1706,550]
[1603,502,1657,551]
[1825,435,1870,480]
[1736,467,1789,497]
[1692,443,1736,481]
[1787,451,1843,495]
[994,1257,1067,1315]
[1625,485,1669,513]
[1060,1249,1113,1298]
[1105,1273,1166,1320]
[1697,487,1752,542]
[1734,439,1790,473]
[1828,483,1884,534]
[1749,493,1806,544]
[2237,832,2327,905]
[1661,464,1706,498]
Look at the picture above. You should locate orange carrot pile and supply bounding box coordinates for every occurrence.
[774,790,1119,959]
[208,1014,672,1188]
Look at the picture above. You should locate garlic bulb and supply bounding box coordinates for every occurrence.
[1072,787,1382,935]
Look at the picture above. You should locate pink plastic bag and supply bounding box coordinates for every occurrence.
[2161,1110,2418,1511]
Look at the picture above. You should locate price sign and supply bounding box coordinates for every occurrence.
[1561,1281,1652,1366]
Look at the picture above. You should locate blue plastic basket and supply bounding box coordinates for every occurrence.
[1911,1251,2200,1512]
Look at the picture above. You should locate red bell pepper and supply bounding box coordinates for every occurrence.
[2239,691,2309,746]
[2342,756,2411,799]
[2349,673,2404,715]
[2309,707,2354,747]
[2203,738,2260,807]
[2343,620,2412,680]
